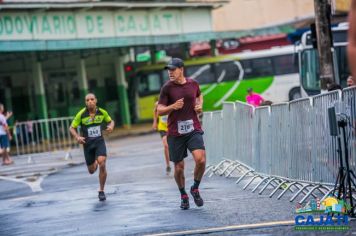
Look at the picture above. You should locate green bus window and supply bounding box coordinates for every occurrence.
[185,64,215,84]
[272,54,299,75]
[215,61,240,82]
[251,57,273,77]
[241,60,254,78]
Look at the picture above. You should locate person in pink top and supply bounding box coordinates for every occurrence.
[246,88,264,107]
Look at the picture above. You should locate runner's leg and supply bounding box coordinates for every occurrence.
[174,160,185,189]
[97,156,107,192]
[192,149,206,183]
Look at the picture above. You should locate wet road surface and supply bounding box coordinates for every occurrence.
[0,134,355,235]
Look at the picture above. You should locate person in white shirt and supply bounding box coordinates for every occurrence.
[0,103,13,165]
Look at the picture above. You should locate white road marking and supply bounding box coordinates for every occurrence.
[0,175,45,192]
[145,220,296,236]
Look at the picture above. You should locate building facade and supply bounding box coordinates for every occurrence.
[0,0,226,125]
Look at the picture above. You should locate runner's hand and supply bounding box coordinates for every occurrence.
[76,136,86,144]
[106,125,113,133]
[152,122,158,130]
[194,104,202,113]
[172,98,184,110]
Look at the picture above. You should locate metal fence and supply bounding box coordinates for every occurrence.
[12,117,79,155]
[204,87,356,202]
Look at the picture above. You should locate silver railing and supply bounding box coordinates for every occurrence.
[13,117,79,155]
[204,87,356,203]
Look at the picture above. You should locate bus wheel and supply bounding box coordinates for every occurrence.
[289,87,301,101]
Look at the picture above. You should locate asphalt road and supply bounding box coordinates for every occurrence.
[0,133,355,235]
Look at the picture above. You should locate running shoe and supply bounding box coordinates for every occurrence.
[98,191,106,201]
[180,194,190,210]
[190,187,204,207]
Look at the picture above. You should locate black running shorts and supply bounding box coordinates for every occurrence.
[167,130,205,163]
[159,131,167,138]
[83,138,107,166]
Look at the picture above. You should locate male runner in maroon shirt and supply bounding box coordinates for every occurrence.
[157,58,206,210]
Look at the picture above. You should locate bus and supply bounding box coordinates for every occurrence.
[136,45,300,121]
[298,23,349,97]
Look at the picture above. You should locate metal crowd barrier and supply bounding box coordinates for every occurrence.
[13,117,79,155]
[204,87,356,203]
[342,87,356,174]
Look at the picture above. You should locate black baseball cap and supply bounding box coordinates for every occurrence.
[164,58,184,70]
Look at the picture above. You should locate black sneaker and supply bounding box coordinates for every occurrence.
[190,187,204,207]
[98,191,106,201]
[180,194,190,210]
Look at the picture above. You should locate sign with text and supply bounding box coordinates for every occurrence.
[0,9,212,40]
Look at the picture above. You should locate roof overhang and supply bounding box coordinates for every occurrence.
[0,1,229,10]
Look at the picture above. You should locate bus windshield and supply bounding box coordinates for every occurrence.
[300,45,349,95]
[301,48,320,94]
[299,24,349,97]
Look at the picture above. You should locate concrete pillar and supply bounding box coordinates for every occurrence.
[210,39,217,57]
[150,45,157,65]
[32,61,48,120]
[183,42,190,60]
[115,56,131,127]
[33,59,49,139]
[77,59,89,99]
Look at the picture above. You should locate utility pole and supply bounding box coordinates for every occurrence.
[314,0,334,91]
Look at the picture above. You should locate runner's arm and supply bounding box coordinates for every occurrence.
[106,120,115,133]
[157,104,174,116]
[195,95,203,113]
[69,126,85,144]
[69,112,85,144]
[157,98,184,116]
[152,102,158,130]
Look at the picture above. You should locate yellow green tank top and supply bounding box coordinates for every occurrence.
[157,115,168,131]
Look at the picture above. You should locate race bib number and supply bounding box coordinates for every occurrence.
[178,119,194,134]
[88,126,101,138]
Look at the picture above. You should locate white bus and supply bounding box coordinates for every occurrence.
[136,45,300,120]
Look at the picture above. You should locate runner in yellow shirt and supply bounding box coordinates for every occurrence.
[153,101,171,174]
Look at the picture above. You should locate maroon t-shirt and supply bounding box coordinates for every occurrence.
[158,78,202,137]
